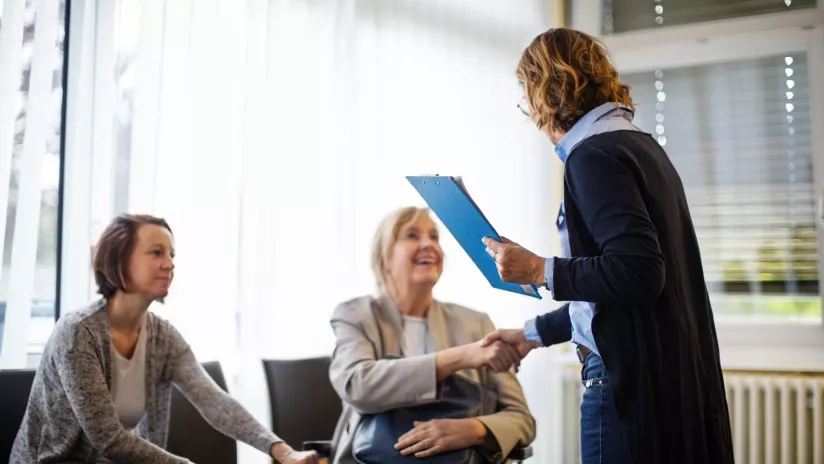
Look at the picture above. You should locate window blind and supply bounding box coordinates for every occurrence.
[621,54,819,308]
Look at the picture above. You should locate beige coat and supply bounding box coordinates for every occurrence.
[328,295,536,464]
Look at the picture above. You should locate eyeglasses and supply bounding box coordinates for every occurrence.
[517,98,530,117]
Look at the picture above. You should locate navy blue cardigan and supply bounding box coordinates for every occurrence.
[535,130,734,464]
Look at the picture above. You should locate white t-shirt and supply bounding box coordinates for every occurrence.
[99,318,194,464]
[402,315,435,356]
[110,320,148,430]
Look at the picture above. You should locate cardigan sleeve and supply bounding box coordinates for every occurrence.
[552,146,666,305]
[164,322,282,456]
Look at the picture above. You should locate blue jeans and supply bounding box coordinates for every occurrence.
[580,353,632,464]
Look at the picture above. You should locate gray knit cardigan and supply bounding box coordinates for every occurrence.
[10,299,281,463]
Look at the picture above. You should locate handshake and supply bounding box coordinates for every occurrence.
[470,329,541,374]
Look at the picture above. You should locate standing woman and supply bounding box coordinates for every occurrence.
[481,28,734,464]
[11,214,317,464]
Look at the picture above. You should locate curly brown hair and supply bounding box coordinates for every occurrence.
[516,28,633,134]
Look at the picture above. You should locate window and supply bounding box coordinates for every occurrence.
[0,0,66,367]
[622,54,820,321]
[603,0,816,34]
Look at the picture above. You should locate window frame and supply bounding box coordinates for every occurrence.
[569,0,824,371]
[55,0,73,324]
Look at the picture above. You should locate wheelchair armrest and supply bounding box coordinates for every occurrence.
[507,445,533,461]
[302,440,332,457]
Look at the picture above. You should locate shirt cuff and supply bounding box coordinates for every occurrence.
[544,257,554,291]
[523,318,543,347]
[475,424,503,462]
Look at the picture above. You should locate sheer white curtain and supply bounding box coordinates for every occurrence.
[65,0,562,461]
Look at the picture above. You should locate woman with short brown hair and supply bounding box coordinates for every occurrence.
[11,214,318,464]
[481,28,734,463]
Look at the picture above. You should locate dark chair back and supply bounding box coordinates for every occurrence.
[262,357,342,450]
[167,361,237,464]
[0,369,36,460]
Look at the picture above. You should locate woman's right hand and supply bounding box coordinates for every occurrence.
[282,451,320,464]
[465,340,522,372]
[436,340,523,381]
[272,443,320,464]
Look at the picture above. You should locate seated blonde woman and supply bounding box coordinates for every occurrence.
[329,207,536,464]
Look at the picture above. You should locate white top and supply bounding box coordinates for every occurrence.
[110,319,148,430]
[402,315,435,356]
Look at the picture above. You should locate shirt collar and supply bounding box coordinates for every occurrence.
[555,102,633,163]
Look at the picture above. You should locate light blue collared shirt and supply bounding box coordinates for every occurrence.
[524,102,642,353]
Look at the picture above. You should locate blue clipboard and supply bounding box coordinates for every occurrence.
[406,175,541,299]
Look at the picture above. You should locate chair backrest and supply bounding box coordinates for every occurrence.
[262,357,342,449]
[167,361,237,464]
[0,369,36,460]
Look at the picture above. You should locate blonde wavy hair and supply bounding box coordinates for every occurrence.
[516,28,634,133]
[371,206,434,293]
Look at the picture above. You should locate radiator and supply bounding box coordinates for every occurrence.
[554,366,824,464]
[726,373,824,464]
